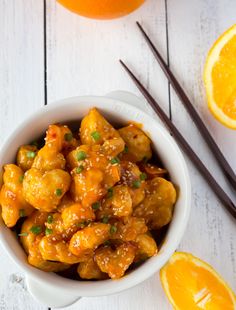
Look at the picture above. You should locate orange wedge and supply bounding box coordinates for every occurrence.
[160,252,236,309]
[204,24,236,129]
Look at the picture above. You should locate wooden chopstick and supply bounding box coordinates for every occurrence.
[119,60,236,219]
[136,21,236,190]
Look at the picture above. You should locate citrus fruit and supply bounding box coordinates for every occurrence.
[204,24,236,129]
[57,0,146,20]
[160,252,236,309]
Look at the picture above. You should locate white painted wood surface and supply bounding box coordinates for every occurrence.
[0,1,46,309]
[0,0,236,309]
[167,0,236,292]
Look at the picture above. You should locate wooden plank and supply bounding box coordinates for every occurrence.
[0,1,46,309]
[45,0,169,114]
[54,277,171,310]
[167,0,236,296]
[46,0,170,309]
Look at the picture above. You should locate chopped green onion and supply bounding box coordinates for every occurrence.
[107,188,114,198]
[142,156,148,164]
[19,175,24,183]
[133,180,141,188]
[91,131,101,141]
[110,225,117,234]
[18,232,28,237]
[31,141,39,147]
[30,225,42,235]
[86,220,92,226]
[92,202,100,210]
[76,165,84,174]
[102,216,109,224]
[64,132,73,142]
[76,151,87,161]
[103,240,111,246]
[55,188,62,196]
[45,228,53,236]
[19,209,25,217]
[26,151,36,159]
[110,157,120,165]
[124,145,129,153]
[76,221,86,229]
[77,223,85,229]
[47,214,53,224]
[140,173,147,181]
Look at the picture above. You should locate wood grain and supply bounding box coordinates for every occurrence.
[167,0,236,292]
[0,1,46,309]
[54,277,171,310]
[1,0,236,309]
[45,0,169,116]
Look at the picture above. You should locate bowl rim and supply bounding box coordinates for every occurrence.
[0,95,191,296]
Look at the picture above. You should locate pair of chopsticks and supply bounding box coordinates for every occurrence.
[120,22,236,219]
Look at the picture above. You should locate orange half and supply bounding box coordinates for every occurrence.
[160,252,236,309]
[204,24,236,129]
[57,0,145,19]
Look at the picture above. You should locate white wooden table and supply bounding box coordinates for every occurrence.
[0,1,236,309]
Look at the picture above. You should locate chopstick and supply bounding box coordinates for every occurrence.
[136,21,236,190]
[119,60,236,219]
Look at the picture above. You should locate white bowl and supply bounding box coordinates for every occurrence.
[0,92,191,308]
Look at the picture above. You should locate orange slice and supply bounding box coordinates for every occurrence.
[204,24,236,129]
[160,252,236,309]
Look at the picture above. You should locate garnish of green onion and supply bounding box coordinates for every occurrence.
[107,188,114,198]
[140,172,147,181]
[55,188,62,196]
[26,151,36,159]
[64,132,73,142]
[31,141,39,147]
[19,175,24,183]
[77,223,85,229]
[76,165,84,174]
[18,232,28,237]
[19,209,25,217]
[133,180,141,188]
[92,202,100,210]
[30,225,42,235]
[124,145,129,153]
[77,221,86,229]
[76,151,87,161]
[47,214,53,224]
[110,225,117,234]
[91,131,101,141]
[102,216,109,224]
[142,156,148,164]
[110,157,120,165]
[103,240,111,246]
[45,228,53,236]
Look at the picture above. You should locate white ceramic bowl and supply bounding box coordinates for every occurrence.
[0,92,191,308]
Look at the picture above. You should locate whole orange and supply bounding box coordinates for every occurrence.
[57,0,146,19]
